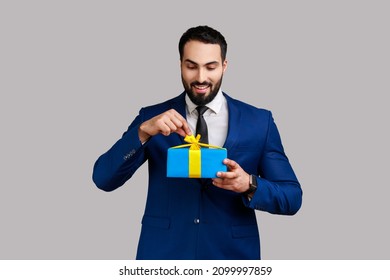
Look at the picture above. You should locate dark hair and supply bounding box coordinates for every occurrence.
[178,25,227,62]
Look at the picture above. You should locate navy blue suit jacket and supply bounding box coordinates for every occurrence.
[92,92,302,260]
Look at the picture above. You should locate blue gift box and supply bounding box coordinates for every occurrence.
[167,147,227,178]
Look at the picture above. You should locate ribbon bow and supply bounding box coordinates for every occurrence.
[172,134,222,150]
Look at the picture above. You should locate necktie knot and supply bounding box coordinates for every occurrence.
[196,105,208,116]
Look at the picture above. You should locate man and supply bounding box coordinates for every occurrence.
[92,26,302,260]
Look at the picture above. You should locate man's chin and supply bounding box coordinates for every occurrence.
[187,92,210,106]
[193,92,210,101]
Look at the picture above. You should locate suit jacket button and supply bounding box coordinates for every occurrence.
[194,218,200,224]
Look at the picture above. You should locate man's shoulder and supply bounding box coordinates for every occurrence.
[223,92,271,116]
[140,93,185,114]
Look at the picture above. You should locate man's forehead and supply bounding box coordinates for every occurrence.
[182,41,222,63]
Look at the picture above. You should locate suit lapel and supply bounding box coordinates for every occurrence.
[170,92,187,117]
[223,93,242,150]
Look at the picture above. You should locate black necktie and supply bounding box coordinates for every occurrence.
[196,106,209,144]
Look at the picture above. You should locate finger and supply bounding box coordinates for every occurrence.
[158,118,187,137]
[212,178,235,190]
[158,124,173,136]
[175,127,187,137]
[181,122,192,136]
[216,171,237,179]
[165,109,192,136]
[171,111,192,135]
[170,116,190,135]
[162,121,190,138]
[164,118,181,133]
[155,118,175,136]
[223,158,239,170]
[169,109,191,135]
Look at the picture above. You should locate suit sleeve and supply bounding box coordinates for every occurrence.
[244,113,303,215]
[92,112,148,192]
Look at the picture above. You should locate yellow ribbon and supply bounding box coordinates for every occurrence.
[171,134,223,150]
[171,134,224,178]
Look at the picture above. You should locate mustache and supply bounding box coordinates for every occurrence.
[190,82,212,87]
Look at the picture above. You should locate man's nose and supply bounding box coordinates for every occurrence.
[196,69,206,83]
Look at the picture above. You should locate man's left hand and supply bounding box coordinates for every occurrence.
[212,159,250,193]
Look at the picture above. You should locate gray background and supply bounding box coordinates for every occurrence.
[1,0,389,259]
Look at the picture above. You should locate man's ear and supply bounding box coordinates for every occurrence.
[222,60,228,73]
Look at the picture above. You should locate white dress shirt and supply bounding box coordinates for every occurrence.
[185,90,229,147]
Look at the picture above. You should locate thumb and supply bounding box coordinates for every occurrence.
[223,158,239,170]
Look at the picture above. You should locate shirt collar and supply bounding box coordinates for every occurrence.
[185,89,224,115]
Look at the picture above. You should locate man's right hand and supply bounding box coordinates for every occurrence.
[138,109,192,143]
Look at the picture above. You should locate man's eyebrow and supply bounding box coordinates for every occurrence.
[184,59,219,66]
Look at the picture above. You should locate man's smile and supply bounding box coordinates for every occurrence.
[192,83,211,94]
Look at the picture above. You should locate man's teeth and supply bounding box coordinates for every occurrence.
[194,85,208,89]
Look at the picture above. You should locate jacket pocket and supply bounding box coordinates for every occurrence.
[231,224,259,239]
[141,215,171,230]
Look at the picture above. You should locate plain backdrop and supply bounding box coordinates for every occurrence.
[1,0,389,259]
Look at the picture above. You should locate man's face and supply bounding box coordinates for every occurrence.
[181,40,227,106]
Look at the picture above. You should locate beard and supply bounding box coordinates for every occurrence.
[182,75,223,106]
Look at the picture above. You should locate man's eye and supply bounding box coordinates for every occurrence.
[187,65,197,69]
[207,67,216,71]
